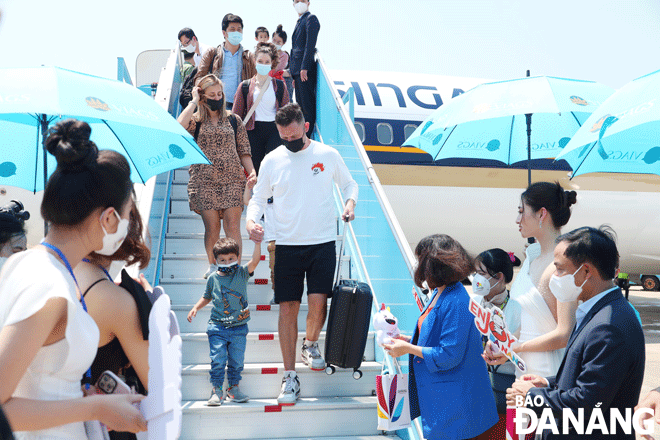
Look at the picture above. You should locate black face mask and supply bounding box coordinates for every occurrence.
[283,136,305,153]
[206,98,223,111]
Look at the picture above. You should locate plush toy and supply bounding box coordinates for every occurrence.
[373,303,401,346]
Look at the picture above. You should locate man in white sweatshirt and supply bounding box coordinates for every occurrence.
[246,103,358,406]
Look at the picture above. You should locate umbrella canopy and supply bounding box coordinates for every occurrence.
[556,69,660,178]
[404,76,614,183]
[0,66,209,192]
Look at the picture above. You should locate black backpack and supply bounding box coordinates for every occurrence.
[179,48,217,108]
[241,78,285,112]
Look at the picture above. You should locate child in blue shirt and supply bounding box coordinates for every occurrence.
[188,237,261,405]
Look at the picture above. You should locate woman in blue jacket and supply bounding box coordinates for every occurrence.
[384,234,498,439]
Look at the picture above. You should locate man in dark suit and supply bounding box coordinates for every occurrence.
[507,226,645,439]
[290,0,320,137]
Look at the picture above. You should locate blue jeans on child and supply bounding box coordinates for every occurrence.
[206,321,248,389]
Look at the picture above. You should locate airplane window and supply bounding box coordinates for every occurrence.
[404,124,418,140]
[354,122,366,143]
[377,123,393,145]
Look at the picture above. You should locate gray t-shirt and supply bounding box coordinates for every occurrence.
[203,265,251,327]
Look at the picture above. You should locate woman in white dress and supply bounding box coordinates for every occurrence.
[484,181,578,379]
[0,120,146,439]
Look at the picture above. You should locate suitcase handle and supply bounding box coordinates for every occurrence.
[333,216,349,288]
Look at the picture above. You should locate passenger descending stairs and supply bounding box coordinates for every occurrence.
[161,167,394,440]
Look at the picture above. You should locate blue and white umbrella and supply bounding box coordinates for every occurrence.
[404,76,614,184]
[0,66,210,192]
[556,69,660,178]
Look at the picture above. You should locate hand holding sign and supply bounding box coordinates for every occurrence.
[468,298,527,373]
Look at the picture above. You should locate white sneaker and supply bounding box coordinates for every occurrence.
[207,387,223,406]
[301,339,325,371]
[203,264,218,279]
[277,373,300,406]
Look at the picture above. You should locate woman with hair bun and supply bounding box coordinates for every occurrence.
[232,42,289,174]
[474,248,522,420]
[484,181,579,380]
[0,119,146,438]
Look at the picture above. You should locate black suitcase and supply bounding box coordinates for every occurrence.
[324,221,373,379]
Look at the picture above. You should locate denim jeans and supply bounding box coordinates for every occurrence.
[207,321,248,389]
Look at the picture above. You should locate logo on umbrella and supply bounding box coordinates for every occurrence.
[169,144,186,159]
[590,115,614,133]
[0,162,17,177]
[570,96,589,106]
[486,139,500,151]
[422,131,443,145]
[86,97,110,111]
[643,147,660,164]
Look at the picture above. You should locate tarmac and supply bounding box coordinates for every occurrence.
[630,286,660,439]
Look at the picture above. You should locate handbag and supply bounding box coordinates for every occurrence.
[376,366,411,431]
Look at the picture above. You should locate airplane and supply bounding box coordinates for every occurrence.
[329,70,660,290]
[2,66,659,290]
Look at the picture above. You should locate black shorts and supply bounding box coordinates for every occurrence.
[274,241,336,303]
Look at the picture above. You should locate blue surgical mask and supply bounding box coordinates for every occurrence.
[227,31,243,46]
[256,63,272,76]
[218,262,239,274]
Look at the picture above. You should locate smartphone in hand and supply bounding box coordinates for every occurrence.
[96,370,132,395]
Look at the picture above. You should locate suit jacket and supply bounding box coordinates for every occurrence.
[289,11,320,75]
[195,45,256,84]
[527,288,645,440]
[409,282,498,440]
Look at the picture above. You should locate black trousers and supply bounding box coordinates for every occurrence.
[248,121,282,174]
[293,65,317,137]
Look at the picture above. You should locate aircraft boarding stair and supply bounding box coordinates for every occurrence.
[134,50,426,440]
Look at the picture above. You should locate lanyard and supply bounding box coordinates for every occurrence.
[41,242,88,312]
[82,258,112,281]
[41,241,93,385]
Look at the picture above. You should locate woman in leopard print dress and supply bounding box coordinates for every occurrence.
[178,74,256,278]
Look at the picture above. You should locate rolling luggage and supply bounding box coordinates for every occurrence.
[324,220,373,379]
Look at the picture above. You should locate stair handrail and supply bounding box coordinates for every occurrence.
[316,53,429,309]
[122,49,181,286]
[329,181,425,440]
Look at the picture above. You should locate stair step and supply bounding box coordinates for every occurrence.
[164,233,343,255]
[180,396,381,440]
[167,213,342,235]
[173,303,328,333]
[181,361,380,400]
[160,279,275,306]
[161,254,350,280]
[181,331,376,364]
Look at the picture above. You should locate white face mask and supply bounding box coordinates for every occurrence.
[274,44,283,51]
[473,273,499,297]
[549,264,587,302]
[182,44,196,53]
[294,2,308,14]
[97,210,130,256]
[256,63,272,76]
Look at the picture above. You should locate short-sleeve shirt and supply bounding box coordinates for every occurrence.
[203,265,251,327]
